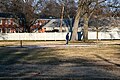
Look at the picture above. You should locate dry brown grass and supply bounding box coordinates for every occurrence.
[0,40,120,46]
[0,40,120,79]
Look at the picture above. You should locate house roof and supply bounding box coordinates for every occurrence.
[0,13,15,18]
[0,12,26,19]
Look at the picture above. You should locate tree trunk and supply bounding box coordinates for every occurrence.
[71,7,81,41]
[83,14,89,42]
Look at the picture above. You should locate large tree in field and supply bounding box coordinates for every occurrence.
[71,0,107,42]
[70,0,83,41]
[91,0,120,41]
[106,0,120,27]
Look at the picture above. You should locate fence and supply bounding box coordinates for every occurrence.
[0,31,120,40]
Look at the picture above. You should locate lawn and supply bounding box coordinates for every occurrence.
[0,40,120,79]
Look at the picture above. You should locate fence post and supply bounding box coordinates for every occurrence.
[20,40,23,47]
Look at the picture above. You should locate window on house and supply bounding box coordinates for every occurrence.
[0,19,2,24]
[8,19,11,24]
[16,28,19,33]
[7,28,11,33]
[0,28,2,33]
[5,20,8,24]
[5,28,7,33]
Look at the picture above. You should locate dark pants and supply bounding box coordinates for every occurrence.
[66,39,69,44]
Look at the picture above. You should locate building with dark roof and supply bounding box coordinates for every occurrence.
[0,13,25,33]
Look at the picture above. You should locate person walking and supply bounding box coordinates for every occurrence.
[66,33,69,44]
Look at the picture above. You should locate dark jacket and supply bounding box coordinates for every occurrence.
[66,33,69,40]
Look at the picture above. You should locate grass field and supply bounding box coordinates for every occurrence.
[0,40,120,79]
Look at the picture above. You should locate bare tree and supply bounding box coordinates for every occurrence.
[0,0,35,32]
[71,0,107,42]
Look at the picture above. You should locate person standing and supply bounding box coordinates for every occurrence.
[66,33,69,44]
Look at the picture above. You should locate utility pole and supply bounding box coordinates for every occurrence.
[60,4,64,32]
[96,0,99,43]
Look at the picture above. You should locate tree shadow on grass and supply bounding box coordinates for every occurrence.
[94,54,120,67]
[0,47,120,80]
[0,47,30,65]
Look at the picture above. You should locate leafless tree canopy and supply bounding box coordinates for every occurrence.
[0,0,119,34]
